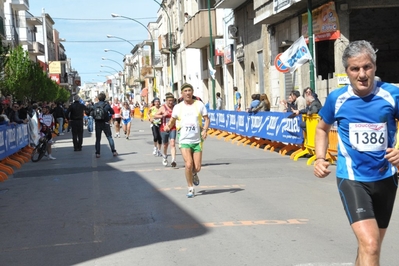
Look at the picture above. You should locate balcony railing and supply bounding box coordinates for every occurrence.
[183,9,219,49]
[158,33,179,54]
[153,55,162,67]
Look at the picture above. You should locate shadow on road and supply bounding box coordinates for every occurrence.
[0,143,208,266]
[197,188,245,196]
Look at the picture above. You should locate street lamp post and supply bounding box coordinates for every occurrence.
[101,57,124,70]
[106,35,137,97]
[102,57,124,98]
[111,14,154,64]
[100,65,120,73]
[106,35,136,49]
[104,49,126,57]
[100,70,117,76]
[208,0,216,109]
[152,0,174,90]
[111,13,157,98]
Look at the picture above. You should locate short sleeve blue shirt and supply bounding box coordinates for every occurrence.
[319,81,399,181]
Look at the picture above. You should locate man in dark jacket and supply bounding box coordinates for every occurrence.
[53,102,66,135]
[90,92,117,158]
[9,102,28,124]
[66,95,86,151]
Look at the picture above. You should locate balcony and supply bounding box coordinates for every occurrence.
[31,42,44,55]
[215,0,247,9]
[153,55,163,70]
[183,9,220,49]
[11,0,29,11]
[158,33,179,54]
[254,0,326,25]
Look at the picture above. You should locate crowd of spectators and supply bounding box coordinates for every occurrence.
[0,96,71,131]
[246,93,271,113]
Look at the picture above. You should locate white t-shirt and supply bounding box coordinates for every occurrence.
[172,100,207,144]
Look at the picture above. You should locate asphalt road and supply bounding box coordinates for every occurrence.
[1,119,399,266]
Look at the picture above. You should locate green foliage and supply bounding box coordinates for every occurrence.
[0,45,71,103]
[55,86,70,103]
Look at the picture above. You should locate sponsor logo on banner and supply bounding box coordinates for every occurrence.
[302,1,340,42]
[209,110,303,144]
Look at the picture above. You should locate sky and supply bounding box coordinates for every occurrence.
[28,0,160,84]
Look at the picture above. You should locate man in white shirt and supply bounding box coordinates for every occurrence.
[164,83,210,198]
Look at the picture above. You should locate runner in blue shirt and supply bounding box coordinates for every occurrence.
[314,40,399,265]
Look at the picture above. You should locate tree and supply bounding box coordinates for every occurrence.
[1,45,69,103]
[1,46,33,100]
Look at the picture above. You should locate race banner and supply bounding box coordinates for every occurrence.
[208,110,304,144]
[302,1,340,42]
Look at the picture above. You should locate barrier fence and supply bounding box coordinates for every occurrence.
[0,109,338,182]
[207,110,338,166]
[0,123,31,181]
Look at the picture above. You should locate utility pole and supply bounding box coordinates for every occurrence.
[307,0,315,91]
[208,0,216,109]
[42,8,48,74]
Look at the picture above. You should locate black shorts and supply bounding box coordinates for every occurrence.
[113,117,121,123]
[337,174,398,228]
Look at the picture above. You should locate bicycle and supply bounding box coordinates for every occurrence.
[31,128,52,162]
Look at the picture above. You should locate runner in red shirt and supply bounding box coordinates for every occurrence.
[154,92,177,167]
[111,98,122,138]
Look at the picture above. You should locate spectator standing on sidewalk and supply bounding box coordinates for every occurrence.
[90,92,117,158]
[85,101,94,133]
[53,102,66,135]
[164,83,209,198]
[66,95,86,151]
[314,40,399,265]
[233,86,241,111]
[216,92,223,110]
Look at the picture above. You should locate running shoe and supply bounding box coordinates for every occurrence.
[157,150,162,157]
[162,155,168,166]
[96,154,100,158]
[187,188,195,198]
[193,173,200,186]
[113,151,118,156]
[48,155,56,160]
[153,147,158,156]
[171,161,177,168]
[126,136,129,140]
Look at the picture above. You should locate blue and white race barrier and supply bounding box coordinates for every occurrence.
[0,124,29,161]
[208,110,304,145]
